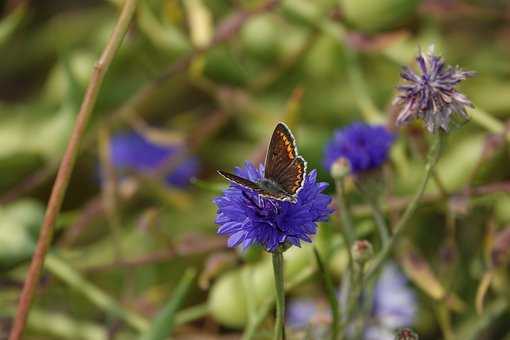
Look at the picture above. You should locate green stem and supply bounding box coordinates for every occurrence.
[272,251,286,340]
[352,263,366,340]
[368,198,390,246]
[44,254,148,332]
[468,107,506,136]
[366,132,446,280]
[436,303,455,340]
[174,303,209,325]
[313,247,340,340]
[242,267,316,340]
[335,179,355,332]
[356,183,390,246]
[141,269,196,340]
[335,179,355,275]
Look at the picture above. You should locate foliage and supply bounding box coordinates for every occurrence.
[1,0,510,339]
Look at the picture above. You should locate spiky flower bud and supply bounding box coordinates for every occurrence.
[395,327,419,340]
[393,45,475,132]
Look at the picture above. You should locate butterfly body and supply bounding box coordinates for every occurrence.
[218,123,306,203]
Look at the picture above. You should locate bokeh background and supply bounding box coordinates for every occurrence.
[1,0,510,339]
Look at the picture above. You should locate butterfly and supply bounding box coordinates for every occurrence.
[218,122,307,203]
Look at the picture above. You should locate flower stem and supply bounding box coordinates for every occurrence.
[242,266,316,340]
[335,179,355,275]
[366,131,446,281]
[8,2,138,339]
[272,251,286,340]
[350,263,366,340]
[335,178,355,331]
[313,247,340,340]
[368,198,390,246]
[356,182,390,247]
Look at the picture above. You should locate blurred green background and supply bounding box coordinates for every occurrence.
[1,0,510,339]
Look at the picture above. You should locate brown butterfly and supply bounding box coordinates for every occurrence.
[218,122,306,203]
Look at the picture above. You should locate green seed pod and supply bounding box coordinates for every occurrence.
[330,158,350,180]
[340,0,421,33]
[351,240,374,265]
[208,270,248,328]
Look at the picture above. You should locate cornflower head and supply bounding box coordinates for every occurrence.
[323,122,395,175]
[394,45,475,132]
[109,131,199,187]
[214,162,333,252]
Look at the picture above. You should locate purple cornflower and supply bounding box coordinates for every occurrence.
[365,263,417,340]
[214,162,333,252]
[109,131,199,187]
[394,45,475,132]
[323,123,395,174]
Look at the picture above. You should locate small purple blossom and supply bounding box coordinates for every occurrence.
[365,263,417,340]
[286,298,330,339]
[214,162,333,252]
[109,131,199,187]
[394,45,475,132]
[286,298,319,329]
[323,123,395,174]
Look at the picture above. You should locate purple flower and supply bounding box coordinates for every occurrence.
[109,131,199,187]
[365,263,417,340]
[394,45,475,132]
[214,162,333,252]
[286,298,330,339]
[323,123,395,174]
[286,298,319,329]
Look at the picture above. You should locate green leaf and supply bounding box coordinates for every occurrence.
[137,0,190,54]
[0,104,73,161]
[0,4,26,45]
[141,269,196,340]
[44,254,149,332]
[0,200,44,269]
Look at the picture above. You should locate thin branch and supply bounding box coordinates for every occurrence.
[8,1,138,339]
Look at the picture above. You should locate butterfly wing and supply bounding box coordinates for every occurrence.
[272,156,307,196]
[219,123,306,203]
[218,170,293,201]
[264,122,298,181]
[217,170,262,192]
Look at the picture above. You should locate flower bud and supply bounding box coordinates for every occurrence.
[340,0,420,33]
[330,157,350,180]
[351,240,373,265]
[395,328,419,340]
